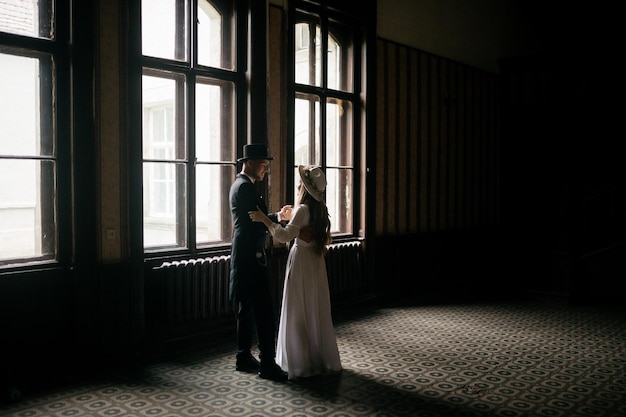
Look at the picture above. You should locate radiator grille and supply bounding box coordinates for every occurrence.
[155,241,368,328]
[157,255,232,324]
[325,241,366,298]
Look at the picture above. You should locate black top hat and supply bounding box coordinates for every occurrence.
[237,144,273,162]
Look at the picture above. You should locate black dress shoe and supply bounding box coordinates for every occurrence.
[236,355,260,372]
[258,363,288,382]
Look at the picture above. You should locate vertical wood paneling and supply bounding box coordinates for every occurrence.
[478,72,489,225]
[429,55,439,230]
[408,50,419,233]
[375,38,499,236]
[439,59,449,230]
[447,62,458,229]
[418,51,430,232]
[466,67,477,225]
[397,47,408,233]
[471,68,481,226]
[375,39,386,234]
[268,5,286,213]
[456,66,467,227]
[386,43,398,234]
[488,76,500,223]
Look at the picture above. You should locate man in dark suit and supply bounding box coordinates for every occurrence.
[229,143,288,382]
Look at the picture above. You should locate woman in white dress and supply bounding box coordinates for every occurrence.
[248,165,342,379]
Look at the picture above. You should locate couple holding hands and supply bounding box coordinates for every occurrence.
[229,144,342,382]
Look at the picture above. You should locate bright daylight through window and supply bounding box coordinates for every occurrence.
[292,8,357,236]
[0,0,56,265]
[141,0,237,251]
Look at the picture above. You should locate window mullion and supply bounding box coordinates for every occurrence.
[188,73,196,251]
[320,95,327,168]
[175,74,187,247]
[308,22,316,86]
[291,0,364,239]
[175,0,187,61]
[320,15,328,92]
[190,0,198,68]
[320,14,328,169]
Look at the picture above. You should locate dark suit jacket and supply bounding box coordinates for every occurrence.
[229,173,279,301]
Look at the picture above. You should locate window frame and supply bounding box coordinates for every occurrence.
[136,0,250,261]
[0,0,76,270]
[287,0,365,241]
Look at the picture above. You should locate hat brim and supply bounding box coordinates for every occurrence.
[238,156,274,162]
[298,165,324,201]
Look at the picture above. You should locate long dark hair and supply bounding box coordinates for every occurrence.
[297,184,332,255]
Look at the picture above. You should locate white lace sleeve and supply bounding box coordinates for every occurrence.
[267,204,309,243]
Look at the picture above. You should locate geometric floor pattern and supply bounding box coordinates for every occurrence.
[1,300,625,417]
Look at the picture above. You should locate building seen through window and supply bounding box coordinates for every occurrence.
[141,0,236,251]
[0,0,364,263]
[292,5,358,236]
[0,0,56,265]
[142,0,363,252]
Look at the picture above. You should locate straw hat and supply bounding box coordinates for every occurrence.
[298,165,326,201]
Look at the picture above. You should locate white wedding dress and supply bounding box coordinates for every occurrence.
[267,204,342,379]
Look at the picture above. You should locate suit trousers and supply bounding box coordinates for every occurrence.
[234,274,277,364]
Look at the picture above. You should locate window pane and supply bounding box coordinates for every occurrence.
[0,52,53,157]
[141,0,240,253]
[142,73,188,248]
[142,0,188,61]
[197,0,234,69]
[328,21,354,92]
[326,167,352,234]
[195,80,234,162]
[291,6,360,240]
[143,162,187,248]
[0,49,56,265]
[0,159,55,261]
[142,74,184,160]
[294,18,321,86]
[0,0,53,39]
[196,164,234,245]
[326,98,353,167]
[294,94,320,166]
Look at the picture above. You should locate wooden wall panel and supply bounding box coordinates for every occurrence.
[428,54,439,231]
[438,58,448,231]
[376,39,500,236]
[418,51,430,232]
[386,43,398,232]
[446,62,458,229]
[268,5,287,213]
[375,39,386,234]
[454,69,468,227]
[397,46,408,232]
[408,49,419,233]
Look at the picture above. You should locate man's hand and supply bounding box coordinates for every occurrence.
[248,205,270,225]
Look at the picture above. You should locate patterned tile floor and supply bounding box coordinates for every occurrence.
[1,300,626,417]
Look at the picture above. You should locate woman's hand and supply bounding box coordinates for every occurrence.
[279,205,293,221]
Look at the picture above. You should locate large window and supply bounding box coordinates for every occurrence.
[141,0,242,252]
[290,2,362,237]
[0,0,64,266]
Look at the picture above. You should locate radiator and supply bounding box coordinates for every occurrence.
[157,255,232,324]
[325,241,366,298]
[155,241,367,327]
